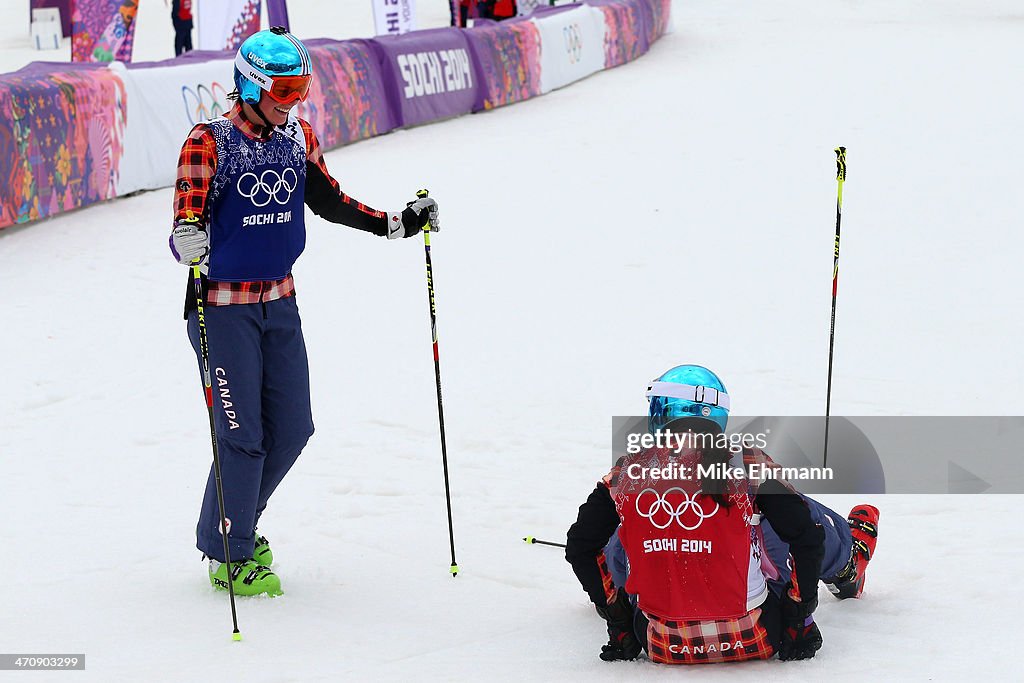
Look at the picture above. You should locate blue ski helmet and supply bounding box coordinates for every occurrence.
[646,365,730,433]
[233,27,313,105]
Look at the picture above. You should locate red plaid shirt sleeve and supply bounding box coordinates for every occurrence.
[173,124,216,223]
[300,119,385,219]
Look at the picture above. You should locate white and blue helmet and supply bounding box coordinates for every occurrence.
[646,364,730,433]
[233,27,312,105]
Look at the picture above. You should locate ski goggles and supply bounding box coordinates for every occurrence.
[266,74,312,104]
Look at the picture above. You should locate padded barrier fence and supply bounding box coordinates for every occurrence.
[0,0,670,231]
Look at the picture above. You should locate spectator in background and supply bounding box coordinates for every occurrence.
[472,0,517,23]
[489,0,517,21]
[457,0,477,27]
[169,0,194,56]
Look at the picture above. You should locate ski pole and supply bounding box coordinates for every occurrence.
[523,536,567,549]
[824,147,846,468]
[417,189,459,577]
[192,249,242,641]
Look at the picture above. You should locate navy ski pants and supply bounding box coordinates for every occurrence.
[761,494,853,588]
[187,296,314,562]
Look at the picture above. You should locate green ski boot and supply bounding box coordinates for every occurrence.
[208,559,282,597]
[253,533,273,567]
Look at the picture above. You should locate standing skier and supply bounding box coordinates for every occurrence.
[169,27,439,596]
[566,365,880,663]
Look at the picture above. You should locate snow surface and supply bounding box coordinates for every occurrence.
[1,1,1023,680]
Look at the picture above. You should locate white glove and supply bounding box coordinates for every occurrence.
[386,196,440,239]
[170,218,210,270]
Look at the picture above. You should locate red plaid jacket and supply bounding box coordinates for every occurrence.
[173,102,385,307]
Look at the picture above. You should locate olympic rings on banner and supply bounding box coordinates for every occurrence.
[181,82,229,125]
[563,24,583,65]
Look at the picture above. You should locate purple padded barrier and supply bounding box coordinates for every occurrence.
[641,0,671,44]
[585,0,651,68]
[522,3,587,19]
[14,60,112,74]
[0,64,126,229]
[371,28,477,128]
[463,18,542,111]
[299,39,396,149]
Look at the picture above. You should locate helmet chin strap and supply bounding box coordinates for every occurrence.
[241,98,275,135]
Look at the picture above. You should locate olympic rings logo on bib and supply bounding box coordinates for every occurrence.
[237,168,298,207]
[635,487,720,530]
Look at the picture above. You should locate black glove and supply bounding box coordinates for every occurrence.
[778,586,823,661]
[386,196,439,239]
[595,588,642,662]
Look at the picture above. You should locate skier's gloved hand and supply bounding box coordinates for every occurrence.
[595,588,642,662]
[778,586,823,661]
[170,216,210,271]
[386,196,439,239]
[600,630,641,662]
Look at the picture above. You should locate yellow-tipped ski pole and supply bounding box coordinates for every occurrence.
[824,147,847,468]
[188,210,241,640]
[417,189,459,577]
[523,536,567,549]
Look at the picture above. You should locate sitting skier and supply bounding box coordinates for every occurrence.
[566,364,879,664]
